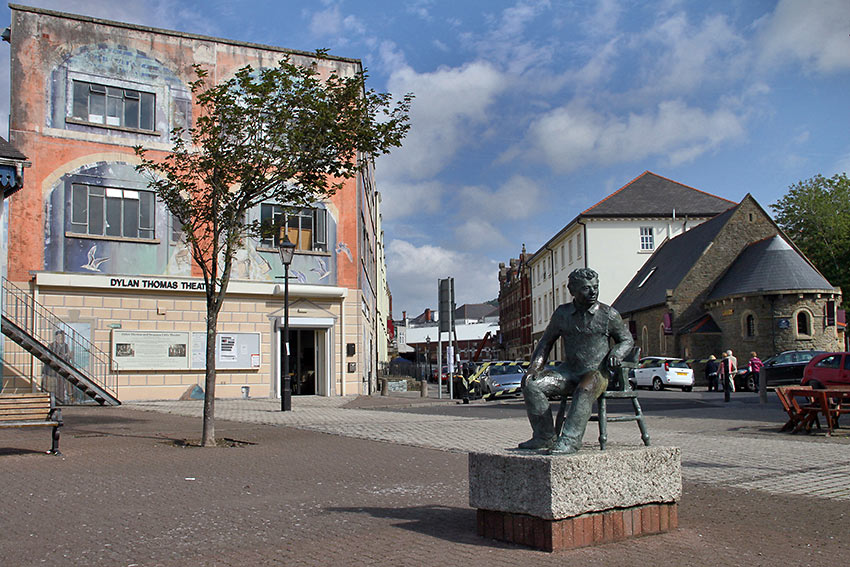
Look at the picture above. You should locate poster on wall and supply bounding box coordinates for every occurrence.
[112,330,191,370]
[191,332,261,370]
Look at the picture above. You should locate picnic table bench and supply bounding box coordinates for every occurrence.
[0,393,63,454]
[775,386,850,436]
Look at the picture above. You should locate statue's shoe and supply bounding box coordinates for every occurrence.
[517,437,555,450]
[547,438,581,455]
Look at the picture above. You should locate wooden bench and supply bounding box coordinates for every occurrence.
[0,393,63,455]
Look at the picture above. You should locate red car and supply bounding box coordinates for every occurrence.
[801,352,850,388]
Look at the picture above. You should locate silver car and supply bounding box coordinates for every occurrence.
[482,363,526,395]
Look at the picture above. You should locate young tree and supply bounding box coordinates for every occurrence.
[771,173,850,307]
[136,55,411,446]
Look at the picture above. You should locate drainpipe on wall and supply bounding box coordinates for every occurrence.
[577,219,588,268]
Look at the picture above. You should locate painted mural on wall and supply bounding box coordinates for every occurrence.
[50,43,191,140]
[44,160,342,285]
[42,43,346,286]
[44,161,188,277]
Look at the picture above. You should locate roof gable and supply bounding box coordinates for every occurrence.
[583,171,735,218]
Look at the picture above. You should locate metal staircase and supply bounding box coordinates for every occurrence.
[1,277,120,405]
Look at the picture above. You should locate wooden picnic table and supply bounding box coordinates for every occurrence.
[775,386,850,435]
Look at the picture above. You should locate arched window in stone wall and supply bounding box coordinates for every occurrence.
[742,311,757,338]
[658,323,667,355]
[795,309,813,338]
[641,326,649,355]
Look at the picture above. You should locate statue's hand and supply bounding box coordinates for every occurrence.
[522,369,539,389]
[607,355,622,371]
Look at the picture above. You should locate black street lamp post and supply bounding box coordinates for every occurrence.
[425,335,432,383]
[278,233,296,412]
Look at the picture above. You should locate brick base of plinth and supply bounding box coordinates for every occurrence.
[476,502,678,552]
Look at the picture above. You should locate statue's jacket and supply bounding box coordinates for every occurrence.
[536,301,634,377]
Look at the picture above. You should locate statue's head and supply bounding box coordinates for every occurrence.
[568,268,599,305]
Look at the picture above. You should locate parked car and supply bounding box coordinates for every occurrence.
[802,352,850,388]
[760,350,826,387]
[630,357,694,391]
[733,368,759,392]
[433,365,463,384]
[481,363,526,396]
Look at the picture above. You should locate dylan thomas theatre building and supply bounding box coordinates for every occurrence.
[2,5,388,401]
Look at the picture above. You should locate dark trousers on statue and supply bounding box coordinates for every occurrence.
[521,367,608,453]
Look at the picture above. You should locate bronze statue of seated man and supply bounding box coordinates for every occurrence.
[519,267,633,454]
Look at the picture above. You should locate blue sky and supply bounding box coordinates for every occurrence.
[2,1,849,317]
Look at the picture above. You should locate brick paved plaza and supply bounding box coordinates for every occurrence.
[2,391,848,566]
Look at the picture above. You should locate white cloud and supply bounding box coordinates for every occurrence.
[386,239,499,312]
[757,0,850,73]
[582,0,622,38]
[457,175,543,220]
[375,56,508,220]
[453,218,509,251]
[307,4,365,39]
[635,11,748,94]
[512,99,746,173]
[379,179,445,221]
[381,60,508,181]
[470,0,555,75]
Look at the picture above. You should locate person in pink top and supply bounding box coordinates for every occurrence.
[749,352,763,374]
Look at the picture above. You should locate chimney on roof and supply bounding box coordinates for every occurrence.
[425,308,431,322]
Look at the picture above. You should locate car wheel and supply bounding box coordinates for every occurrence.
[682,386,693,392]
[629,380,637,390]
[652,377,663,391]
[746,374,757,392]
[809,380,825,390]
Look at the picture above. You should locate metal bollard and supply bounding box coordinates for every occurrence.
[420,380,427,397]
[380,379,388,396]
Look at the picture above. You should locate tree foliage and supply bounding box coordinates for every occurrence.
[136,55,411,445]
[771,173,850,306]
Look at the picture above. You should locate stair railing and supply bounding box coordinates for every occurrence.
[2,277,118,401]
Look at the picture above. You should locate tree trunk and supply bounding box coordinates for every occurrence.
[201,303,219,447]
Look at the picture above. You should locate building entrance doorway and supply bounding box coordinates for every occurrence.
[284,329,316,395]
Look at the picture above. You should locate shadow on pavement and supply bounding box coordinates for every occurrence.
[327,505,512,548]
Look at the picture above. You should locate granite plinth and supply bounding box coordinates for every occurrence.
[469,446,681,520]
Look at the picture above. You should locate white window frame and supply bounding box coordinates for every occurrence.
[640,227,654,251]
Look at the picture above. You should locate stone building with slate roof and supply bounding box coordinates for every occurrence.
[527,171,735,356]
[613,195,843,377]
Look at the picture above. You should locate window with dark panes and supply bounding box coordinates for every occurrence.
[746,314,756,337]
[816,354,841,369]
[70,184,154,239]
[71,80,155,131]
[260,204,327,251]
[796,311,812,336]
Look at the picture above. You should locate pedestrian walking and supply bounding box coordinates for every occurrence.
[748,352,763,391]
[721,349,737,401]
[705,355,719,391]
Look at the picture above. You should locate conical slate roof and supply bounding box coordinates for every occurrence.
[708,235,834,300]
[583,171,735,218]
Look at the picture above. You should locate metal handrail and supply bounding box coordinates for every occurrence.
[2,277,118,401]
